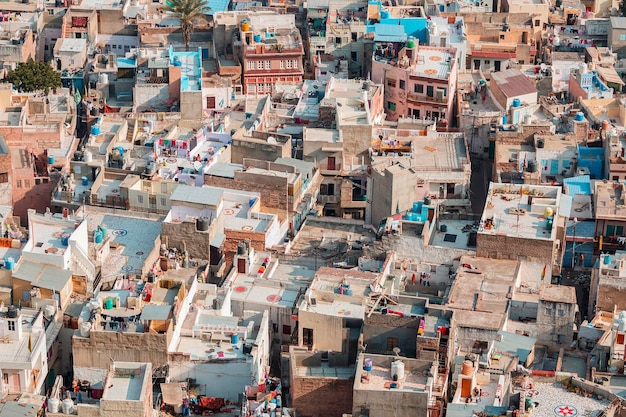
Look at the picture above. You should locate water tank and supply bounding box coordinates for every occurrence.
[84,150,93,163]
[7,305,17,318]
[89,298,102,312]
[461,360,474,376]
[231,334,239,344]
[98,73,109,84]
[502,115,508,124]
[82,176,88,186]
[62,398,74,414]
[94,230,103,244]
[238,242,247,255]
[575,112,585,122]
[512,98,521,108]
[424,195,431,205]
[579,62,588,74]
[553,35,560,46]
[4,257,14,271]
[61,234,70,246]
[253,34,261,43]
[527,160,537,172]
[602,120,610,131]
[241,20,250,31]
[91,124,101,135]
[79,322,91,337]
[48,156,55,165]
[364,358,373,371]
[391,360,405,380]
[138,48,147,58]
[48,398,60,413]
[44,305,56,320]
[196,217,209,231]
[407,36,416,49]
[604,255,611,265]
[381,9,390,19]
[544,207,554,218]
[537,138,545,148]
[104,298,113,310]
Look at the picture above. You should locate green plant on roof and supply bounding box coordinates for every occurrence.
[164,0,210,50]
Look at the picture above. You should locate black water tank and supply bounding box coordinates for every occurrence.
[527,160,538,172]
[237,242,246,255]
[537,138,545,148]
[7,305,17,318]
[196,217,209,231]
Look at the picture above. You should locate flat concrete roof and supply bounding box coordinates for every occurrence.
[540,284,576,304]
[479,183,561,241]
[354,354,437,392]
[102,362,149,401]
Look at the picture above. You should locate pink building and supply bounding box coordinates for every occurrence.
[371,41,458,126]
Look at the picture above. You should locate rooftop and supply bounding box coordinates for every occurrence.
[491,69,538,99]
[55,38,87,54]
[354,354,437,393]
[0,308,45,364]
[24,213,80,256]
[595,181,626,220]
[375,45,456,81]
[102,362,150,401]
[479,183,561,240]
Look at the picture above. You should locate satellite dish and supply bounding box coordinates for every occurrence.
[392,347,401,357]
[193,161,202,172]
[540,63,548,71]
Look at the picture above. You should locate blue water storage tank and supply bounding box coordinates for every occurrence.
[82,176,88,186]
[61,234,70,246]
[231,334,239,344]
[94,230,103,244]
[381,10,390,18]
[48,156,55,165]
[4,257,14,270]
[502,115,508,124]
[173,56,181,66]
[91,124,101,135]
[575,112,585,121]
[604,255,611,264]
[512,98,521,107]
[253,34,262,42]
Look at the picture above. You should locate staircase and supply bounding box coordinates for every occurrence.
[126,119,136,143]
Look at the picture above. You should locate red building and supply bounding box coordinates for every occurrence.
[238,14,304,95]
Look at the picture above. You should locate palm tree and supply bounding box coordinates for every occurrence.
[164,0,210,50]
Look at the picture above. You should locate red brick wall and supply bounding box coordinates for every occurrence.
[290,377,353,417]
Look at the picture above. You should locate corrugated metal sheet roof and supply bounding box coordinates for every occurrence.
[492,70,537,98]
[563,175,591,196]
[372,24,407,43]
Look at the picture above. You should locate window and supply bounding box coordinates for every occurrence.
[24,179,30,188]
[351,51,357,61]
[387,79,397,88]
[558,309,565,317]
[45,45,49,51]
[282,325,291,335]
[286,60,293,69]
[621,34,626,41]
[247,61,254,70]
[387,101,396,111]
[0,173,7,183]
[484,60,490,65]
[16,180,21,188]
[535,19,540,26]
[293,60,298,69]
[280,60,285,69]
[546,308,553,315]
[160,197,167,206]
[386,337,399,350]
[265,60,271,69]
[335,36,342,44]
[500,34,505,40]
[352,32,358,41]
[426,85,434,97]
[2,373,7,385]
[7,320,15,331]
[414,84,423,93]
[399,80,406,90]
[112,44,117,49]
[137,195,144,204]
[257,61,263,70]
[48,9,54,14]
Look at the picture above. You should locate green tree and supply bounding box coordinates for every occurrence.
[4,59,62,94]
[164,0,210,50]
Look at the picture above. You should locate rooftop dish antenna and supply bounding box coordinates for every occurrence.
[392,347,401,358]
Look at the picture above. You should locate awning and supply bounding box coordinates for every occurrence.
[596,66,625,86]
[160,383,184,405]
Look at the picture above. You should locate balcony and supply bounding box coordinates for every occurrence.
[407,92,448,104]
[318,194,340,204]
